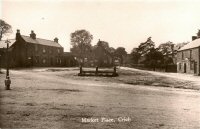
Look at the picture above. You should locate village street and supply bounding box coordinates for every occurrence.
[0,67,200,129]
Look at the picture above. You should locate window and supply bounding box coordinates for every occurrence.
[179,63,181,70]
[58,49,60,53]
[43,48,46,53]
[190,50,192,59]
[43,59,46,64]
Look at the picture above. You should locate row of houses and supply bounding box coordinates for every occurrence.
[0,30,119,68]
[0,30,76,68]
[1,29,200,76]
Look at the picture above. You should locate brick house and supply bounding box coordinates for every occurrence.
[177,31,200,75]
[9,30,64,67]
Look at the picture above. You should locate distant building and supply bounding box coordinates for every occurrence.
[9,30,64,67]
[63,52,77,67]
[177,30,200,75]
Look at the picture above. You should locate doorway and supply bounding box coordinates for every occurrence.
[194,62,197,74]
[184,63,186,73]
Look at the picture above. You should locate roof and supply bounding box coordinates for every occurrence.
[21,35,62,48]
[0,39,16,49]
[179,38,200,51]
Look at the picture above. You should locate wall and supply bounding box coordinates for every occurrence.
[10,39,64,67]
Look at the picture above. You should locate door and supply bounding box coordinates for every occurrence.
[184,63,186,73]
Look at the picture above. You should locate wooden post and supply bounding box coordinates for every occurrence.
[95,66,98,75]
[80,66,82,74]
[114,66,116,74]
[113,66,118,76]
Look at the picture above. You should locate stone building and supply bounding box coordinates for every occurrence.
[9,30,64,67]
[177,30,200,75]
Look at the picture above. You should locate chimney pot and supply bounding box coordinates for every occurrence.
[192,36,197,41]
[30,30,36,39]
[197,29,200,38]
[54,37,58,43]
[17,29,20,33]
[16,29,21,40]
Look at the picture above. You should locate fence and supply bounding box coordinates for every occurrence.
[129,64,177,73]
[78,66,119,77]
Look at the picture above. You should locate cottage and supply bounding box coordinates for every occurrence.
[9,30,64,67]
[177,30,200,75]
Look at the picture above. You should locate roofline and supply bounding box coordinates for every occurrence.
[21,35,63,48]
[21,35,57,43]
[178,46,200,52]
[26,41,63,48]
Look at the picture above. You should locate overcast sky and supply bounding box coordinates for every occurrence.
[1,0,200,53]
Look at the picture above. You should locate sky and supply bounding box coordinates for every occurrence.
[1,0,200,53]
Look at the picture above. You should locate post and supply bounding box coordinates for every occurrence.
[4,39,11,90]
[95,66,98,75]
[113,66,118,76]
[80,66,82,74]
[6,42,9,77]
[114,66,116,74]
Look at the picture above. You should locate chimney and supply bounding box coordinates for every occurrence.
[54,37,58,43]
[16,29,21,40]
[197,29,200,38]
[30,30,36,39]
[192,36,197,41]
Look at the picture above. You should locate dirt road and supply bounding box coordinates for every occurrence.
[0,68,200,129]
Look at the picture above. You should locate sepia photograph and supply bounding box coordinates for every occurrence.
[0,0,200,128]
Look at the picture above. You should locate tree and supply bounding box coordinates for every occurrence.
[0,19,12,40]
[114,47,127,64]
[70,29,93,65]
[109,47,116,54]
[97,40,110,50]
[130,48,140,64]
[145,48,164,71]
[158,41,176,69]
[158,41,175,55]
[137,37,155,56]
